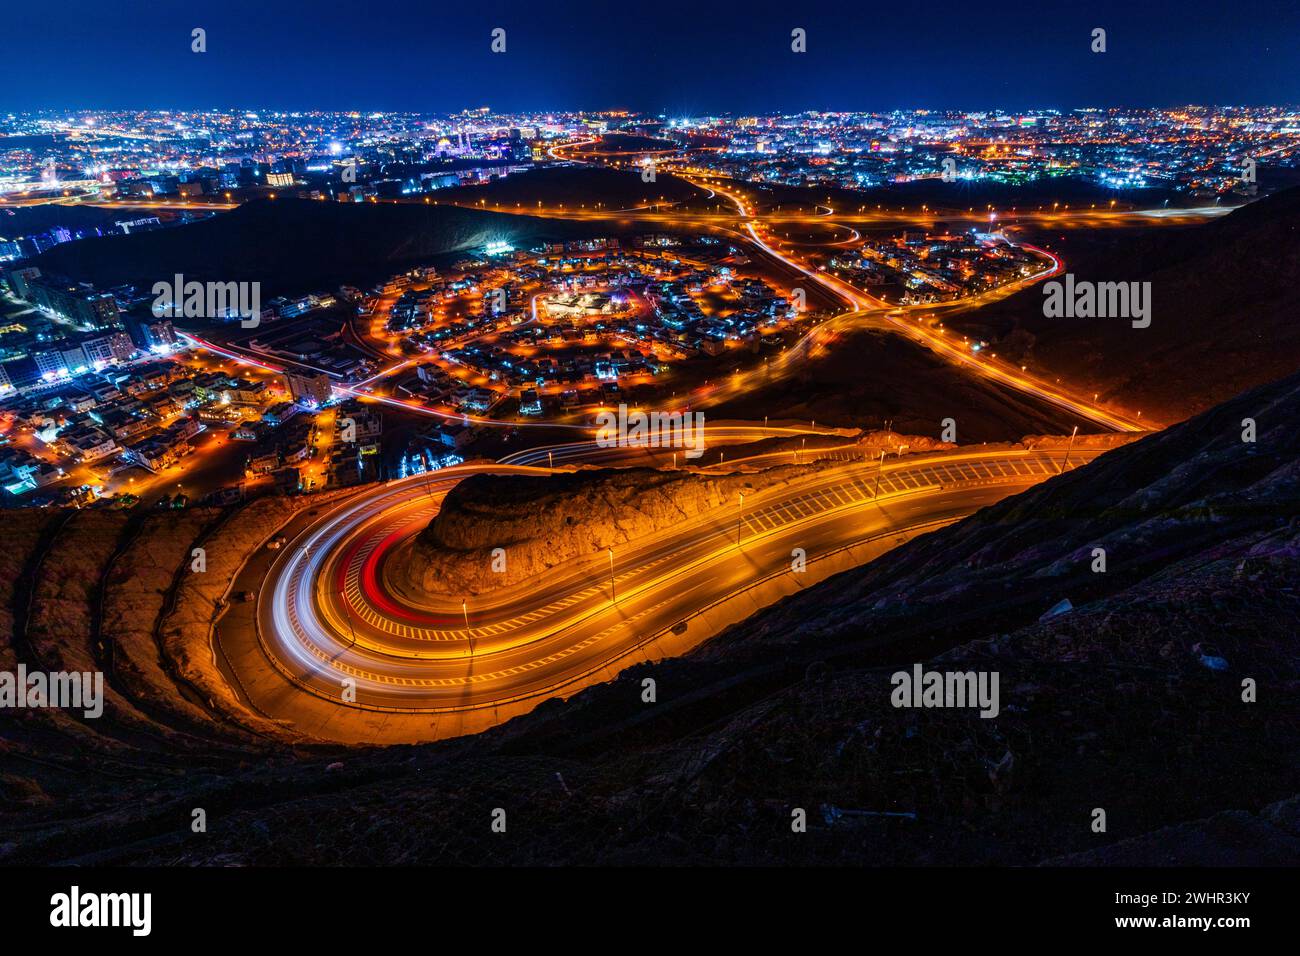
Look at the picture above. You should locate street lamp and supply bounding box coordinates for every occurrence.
[736,492,745,546]
[1061,425,1078,473]
[607,547,616,604]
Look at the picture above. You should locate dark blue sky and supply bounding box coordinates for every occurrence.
[4,0,1297,113]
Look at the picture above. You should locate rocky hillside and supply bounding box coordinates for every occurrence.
[392,431,958,597]
[3,368,1297,865]
[952,186,1300,424]
[708,327,1100,441]
[394,461,845,596]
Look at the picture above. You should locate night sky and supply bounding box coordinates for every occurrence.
[3,0,1297,113]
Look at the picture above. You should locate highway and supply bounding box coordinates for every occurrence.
[247,442,1101,720]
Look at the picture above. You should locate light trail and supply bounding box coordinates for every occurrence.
[247,442,1109,727]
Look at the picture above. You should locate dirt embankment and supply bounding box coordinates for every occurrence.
[392,430,963,598]
[392,461,834,597]
[102,508,258,740]
[159,494,350,740]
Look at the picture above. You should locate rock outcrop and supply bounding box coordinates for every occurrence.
[389,430,1088,598]
[392,460,845,596]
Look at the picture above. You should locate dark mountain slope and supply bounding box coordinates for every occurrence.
[951,186,1300,423]
[0,203,138,235]
[435,164,705,208]
[28,198,615,297]
[3,370,1299,865]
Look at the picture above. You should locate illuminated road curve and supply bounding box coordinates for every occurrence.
[680,175,1153,432]
[253,444,1101,715]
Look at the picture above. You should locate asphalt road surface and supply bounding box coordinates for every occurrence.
[250,443,1099,715]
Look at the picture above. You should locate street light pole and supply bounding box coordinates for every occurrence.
[421,453,435,498]
[608,547,616,604]
[1061,424,1078,473]
[736,492,745,546]
[874,448,886,497]
[462,598,475,656]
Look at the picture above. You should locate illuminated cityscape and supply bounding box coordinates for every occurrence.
[0,0,1296,934]
[4,105,1295,503]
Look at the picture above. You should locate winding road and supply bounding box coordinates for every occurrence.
[203,147,1146,739]
[237,439,1102,728]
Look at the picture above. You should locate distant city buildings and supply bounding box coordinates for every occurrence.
[0,103,1296,509]
[0,106,1294,217]
[662,106,1300,196]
